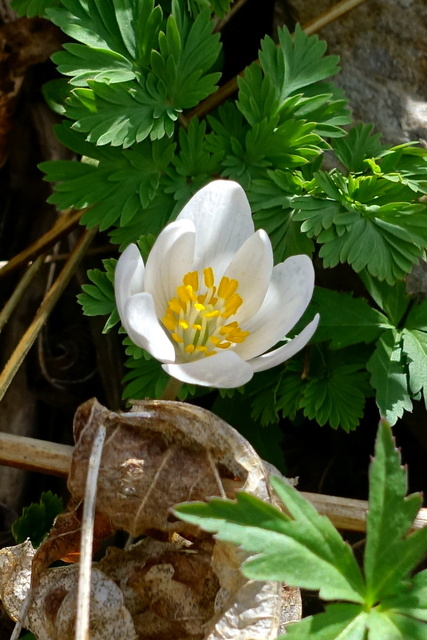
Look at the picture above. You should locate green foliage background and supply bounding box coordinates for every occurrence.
[11,0,427,433]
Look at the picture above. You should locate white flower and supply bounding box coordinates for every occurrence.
[115,180,319,388]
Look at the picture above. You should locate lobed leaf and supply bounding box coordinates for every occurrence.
[367,330,412,425]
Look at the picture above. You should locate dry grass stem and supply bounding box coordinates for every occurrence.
[0,209,85,280]
[0,227,97,403]
[1,432,426,533]
[0,253,45,333]
[75,424,107,640]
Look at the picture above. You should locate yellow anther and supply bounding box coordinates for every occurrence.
[164,267,249,360]
[183,271,198,290]
[217,341,232,349]
[162,314,176,331]
[218,277,238,299]
[203,267,214,288]
[169,298,183,314]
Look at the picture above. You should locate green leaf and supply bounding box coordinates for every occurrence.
[41,125,175,232]
[10,0,60,18]
[381,570,427,622]
[332,123,384,173]
[249,170,314,261]
[12,491,64,547]
[402,328,427,405]
[259,24,340,103]
[52,44,136,87]
[367,329,412,425]
[62,4,221,147]
[367,609,427,640]
[309,287,389,348]
[122,348,170,400]
[299,362,370,432]
[282,604,367,640]
[77,258,119,332]
[364,422,427,603]
[175,476,366,603]
[293,170,427,284]
[359,271,410,326]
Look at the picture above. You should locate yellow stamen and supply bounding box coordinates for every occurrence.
[217,341,232,349]
[218,277,238,299]
[183,271,198,290]
[164,267,250,360]
[203,267,214,288]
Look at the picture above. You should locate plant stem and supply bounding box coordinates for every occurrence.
[0,208,85,280]
[1,431,427,534]
[0,253,45,333]
[0,227,97,403]
[161,376,184,401]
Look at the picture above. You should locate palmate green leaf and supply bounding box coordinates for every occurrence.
[122,347,170,400]
[309,287,389,349]
[382,571,427,622]
[259,24,340,104]
[10,0,59,17]
[12,491,64,547]
[52,44,136,87]
[249,171,314,261]
[46,0,156,59]
[175,475,366,602]
[41,124,175,231]
[332,123,384,173]
[282,604,367,640]
[367,610,427,640]
[358,271,410,327]
[367,329,412,424]
[77,258,120,332]
[364,421,427,603]
[63,3,221,147]
[299,362,370,432]
[294,193,427,284]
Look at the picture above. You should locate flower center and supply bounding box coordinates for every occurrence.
[162,268,250,359]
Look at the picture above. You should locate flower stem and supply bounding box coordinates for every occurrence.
[161,376,183,401]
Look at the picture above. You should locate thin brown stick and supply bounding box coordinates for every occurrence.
[0,209,85,280]
[0,253,45,332]
[187,0,369,122]
[1,432,426,533]
[0,227,97,403]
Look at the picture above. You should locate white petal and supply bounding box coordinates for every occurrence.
[124,293,176,362]
[114,244,145,323]
[144,219,196,317]
[235,255,315,360]
[162,351,254,388]
[249,314,320,373]
[223,230,273,324]
[177,180,254,275]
